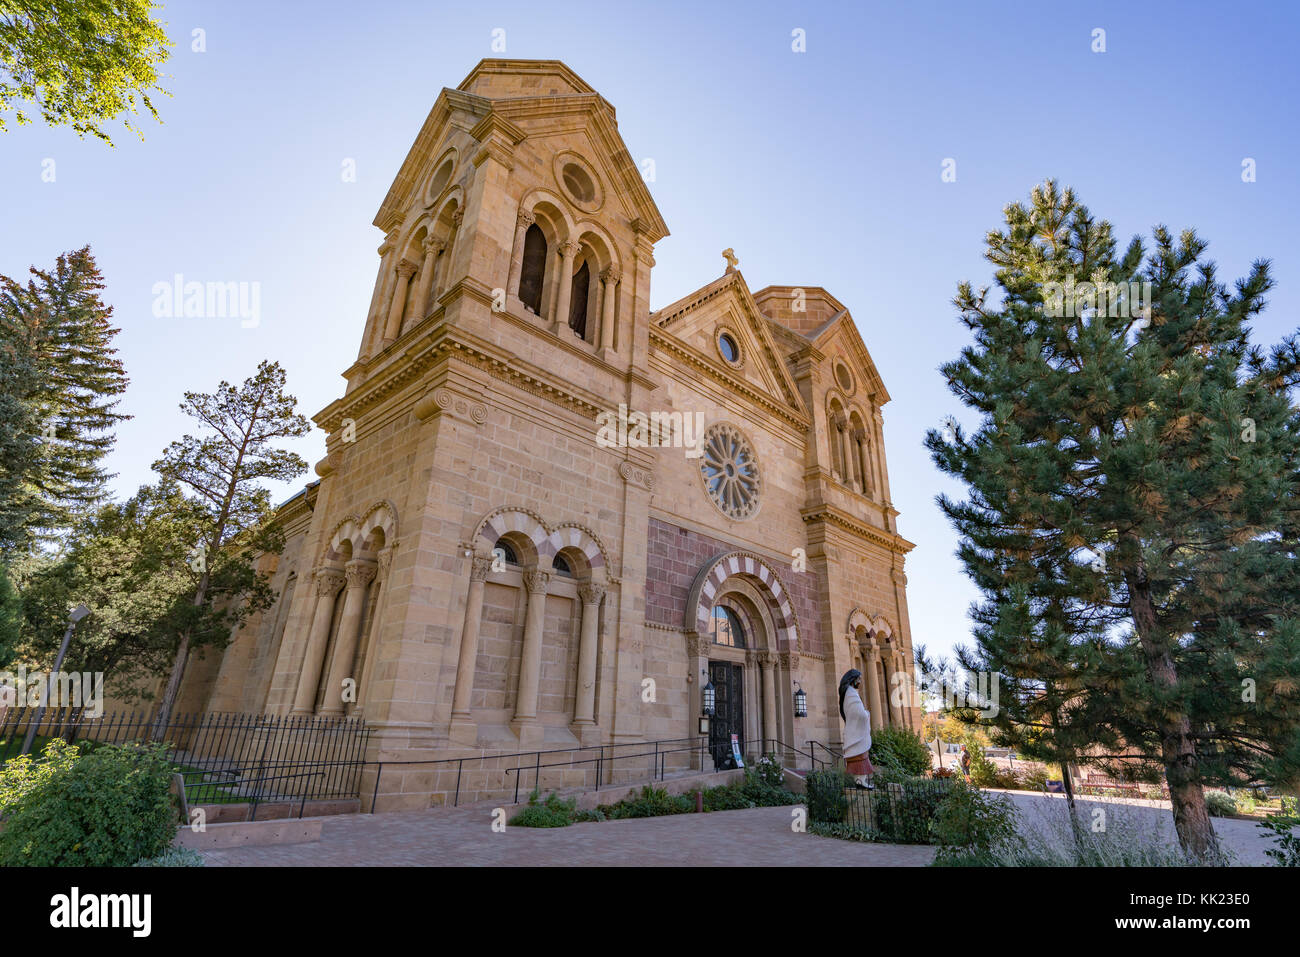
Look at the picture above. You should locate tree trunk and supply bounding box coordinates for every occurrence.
[151,632,189,740]
[1124,550,1221,862]
[153,562,214,739]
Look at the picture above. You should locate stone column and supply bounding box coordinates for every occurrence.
[506,209,535,300]
[759,651,778,751]
[598,266,620,352]
[572,582,604,741]
[512,570,550,746]
[854,427,873,497]
[433,210,463,301]
[449,556,493,745]
[551,241,579,332]
[353,546,393,718]
[382,259,418,345]
[413,237,444,323]
[886,649,906,726]
[863,640,884,731]
[318,559,377,716]
[291,568,346,715]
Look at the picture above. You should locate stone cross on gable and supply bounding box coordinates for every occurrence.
[722,248,739,273]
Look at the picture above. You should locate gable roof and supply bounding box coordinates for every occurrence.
[374,59,668,241]
[651,270,807,419]
[752,285,892,404]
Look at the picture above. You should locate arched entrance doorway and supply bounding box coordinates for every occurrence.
[685,552,803,769]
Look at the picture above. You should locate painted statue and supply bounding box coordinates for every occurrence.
[839,669,875,789]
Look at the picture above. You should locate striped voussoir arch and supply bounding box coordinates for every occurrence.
[688,551,800,652]
[472,507,606,572]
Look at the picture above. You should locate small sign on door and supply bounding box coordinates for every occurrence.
[730,733,744,769]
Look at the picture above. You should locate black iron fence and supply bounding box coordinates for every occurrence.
[0,707,371,809]
[805,763,957,843]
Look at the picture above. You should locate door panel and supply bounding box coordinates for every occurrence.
[708,661,744,769]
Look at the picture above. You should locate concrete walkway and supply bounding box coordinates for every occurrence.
[200,804,936,867]
[1000,791,1284,865]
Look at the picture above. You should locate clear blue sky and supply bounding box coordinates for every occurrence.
[2,0,1296,664]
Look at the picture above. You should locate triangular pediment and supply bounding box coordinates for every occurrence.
[374,59,667,241]
[651,271,807,419]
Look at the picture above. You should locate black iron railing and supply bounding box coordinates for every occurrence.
[0,707,371,810]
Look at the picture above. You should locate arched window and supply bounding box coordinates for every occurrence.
[493,537,519,566]
[552,554,572,577]
[568,260,590,339]
[711,605,746,648]
[518,223,547,314]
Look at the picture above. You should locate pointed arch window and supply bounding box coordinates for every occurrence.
[518,224,547,314]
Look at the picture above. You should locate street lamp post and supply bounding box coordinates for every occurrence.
[20,604,90,757]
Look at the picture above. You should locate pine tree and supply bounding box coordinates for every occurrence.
[927,181,1300,861]
[151,361,310,729]
[0,247,129,552]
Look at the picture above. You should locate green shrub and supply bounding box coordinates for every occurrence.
[931,782,1020,864]
[805,769,853,823]
[966,747,999,787]
[605,785,693,819]
[869,726,933,776]
[1020,766,1051,791]
[0,740,177,867]
[873,780,953,843]
[1204,789,1238,818]
[739,768,800,807]
[808,821,879,842]
[700,781,754,811]
[1258,797,1300,867]
[134,846,205,867]
[510,790,581,827]
[753,753,785,788]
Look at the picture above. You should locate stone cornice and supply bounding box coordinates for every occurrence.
[799,503,915,555]
[320,295,630,434]
[649,326,809,433]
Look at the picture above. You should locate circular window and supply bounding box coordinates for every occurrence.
[562,163,596,203]
[700,424,761,520]
[718,333,739,363]
[835,362,853,393]
[424,152,456,206]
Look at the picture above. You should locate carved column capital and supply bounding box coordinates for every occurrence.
[344,559,377,590]
[470,556,494,582]
[757,650,778,667]
[558,240,580,259]
[577,582,605,606]
[452,210,464,228]
[516,208,536,229]
[599,266,621,285]
[685,633,709,659]
[395,259,418,279]
[314,567,346,597]
[523,570,551,595]
[422,237,445,256]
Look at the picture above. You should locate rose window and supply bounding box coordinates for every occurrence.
[700,424,761,519]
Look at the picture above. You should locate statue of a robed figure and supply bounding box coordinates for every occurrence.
[839,669,875,790]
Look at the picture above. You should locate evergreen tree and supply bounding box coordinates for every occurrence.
[151,361,309,729]
[16,482,278,697]
[927,181,1300,861]
[0,246,129,552]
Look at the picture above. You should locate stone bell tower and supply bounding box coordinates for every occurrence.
[283,60,670,766]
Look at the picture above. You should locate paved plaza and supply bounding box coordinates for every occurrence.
[197,790,1286,867]
[199,804,936,867]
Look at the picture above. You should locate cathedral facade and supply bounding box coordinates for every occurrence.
[181,59,920,809]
